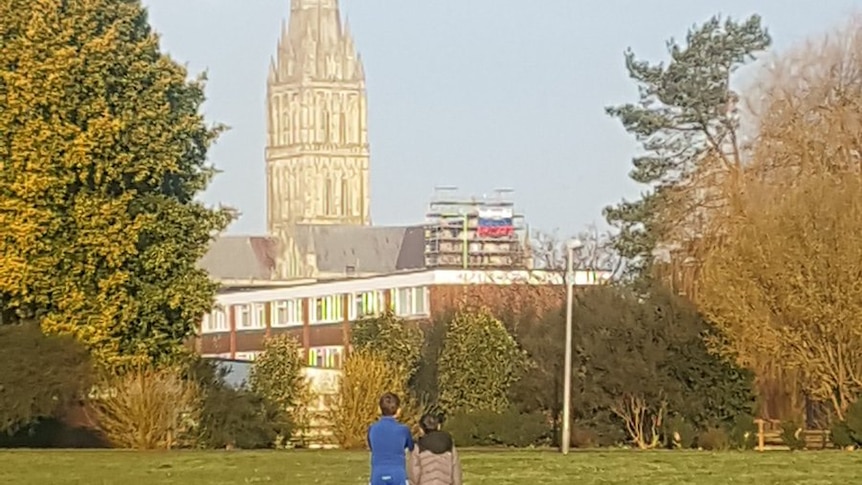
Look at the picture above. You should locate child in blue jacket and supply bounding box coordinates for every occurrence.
[367,392,414,485]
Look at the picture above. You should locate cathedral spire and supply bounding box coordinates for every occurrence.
[276,0,354,83]
[266,0,371,235]
[268,56,277,84]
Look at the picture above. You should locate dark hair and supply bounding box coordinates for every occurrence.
[419,413,441,433]
[379,392,400,416]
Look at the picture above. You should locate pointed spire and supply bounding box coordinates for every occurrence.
[268,56,278,84]
[276,0,360,84]
[356,53,365,80]
[343,19,355,52]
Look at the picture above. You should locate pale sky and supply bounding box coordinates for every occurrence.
[142,0,862,238]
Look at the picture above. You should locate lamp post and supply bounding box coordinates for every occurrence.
[561,238,583,455]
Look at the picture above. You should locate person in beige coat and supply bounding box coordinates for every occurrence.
[408,414,463,485]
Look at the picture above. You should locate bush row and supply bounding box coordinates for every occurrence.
[7,287,862,451]
[0,324,302,450]
[332,286,761,450]
[330,284,862,451]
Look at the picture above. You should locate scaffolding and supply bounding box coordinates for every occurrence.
[424,186,528,269]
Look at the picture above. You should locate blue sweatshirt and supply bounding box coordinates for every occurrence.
[367,416,414,479]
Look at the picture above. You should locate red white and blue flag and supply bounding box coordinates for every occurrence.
[477,207,514,238]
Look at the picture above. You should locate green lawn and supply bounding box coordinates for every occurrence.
[1,449,860,484]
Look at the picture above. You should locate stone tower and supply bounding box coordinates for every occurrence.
[266,0,370,235]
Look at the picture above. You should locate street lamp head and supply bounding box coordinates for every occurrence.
[566,238,583,251]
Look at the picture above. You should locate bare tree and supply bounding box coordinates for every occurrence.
[696,17,862,420]
[529,225,623,278]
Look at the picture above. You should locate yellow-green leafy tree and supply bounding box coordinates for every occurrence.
[329,349,420,449]
[0,0,231,368]
[249,335,312,447]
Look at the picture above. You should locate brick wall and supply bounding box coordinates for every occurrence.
[430,284,565,319]
[198,283,567,356]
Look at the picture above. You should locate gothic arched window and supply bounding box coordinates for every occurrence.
[323,178,333,215]
[340,177,350,216]
[322,111,330,144]
[339,113,347,144]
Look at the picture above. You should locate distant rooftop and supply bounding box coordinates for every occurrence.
[292,224,425,276]
[198,224,426,282]
[197,235,278,281]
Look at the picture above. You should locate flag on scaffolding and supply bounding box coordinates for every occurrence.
[477,207,514,237]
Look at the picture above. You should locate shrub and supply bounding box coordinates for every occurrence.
[572,414,629,447]
[329,349,419,449]
[728,414,758,450]
[569,426,600,449]
[351,310,424,379]
[571,286,754,449]
[843,398,862,445]
[438,307,528,414]
[827,399,862,450]
[831,421,855,450]
[0,323,94,434]
[198,386,279,449]
[663,414,697,449]
[0,415,109,448]
[447,408,548,447]
[186,358,279,449]
[697,427,730,451]
[780,420,806,451]
[248,335,310,444]
[610,394,665,449]
[91,366,199,449]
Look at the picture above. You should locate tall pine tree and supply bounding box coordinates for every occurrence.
[604,15,771,280]
[0,0,231,368]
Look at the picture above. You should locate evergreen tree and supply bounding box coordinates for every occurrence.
[248,334,310,442]
[351,310,424,378]
[0,1,230,367]
[437,307,528,414]
[604,15,771,279]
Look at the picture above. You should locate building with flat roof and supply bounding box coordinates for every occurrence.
[196,267,612,366]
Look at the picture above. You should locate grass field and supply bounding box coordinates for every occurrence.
[1,449,861,484]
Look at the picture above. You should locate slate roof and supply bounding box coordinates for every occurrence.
[199,224,426,281]
[292,224,425,275]
[197,235,278,281]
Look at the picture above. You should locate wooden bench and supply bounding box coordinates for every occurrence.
[754,419,832,451]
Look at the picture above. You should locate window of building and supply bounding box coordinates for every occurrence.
[202,308,229,333]
[414,287,428,315]
[234,352,259,362]
[273,299,302,327]
[307,346,344,369]
[394,287,429,317]
[253,303,267,328]
[201,352,232,359]
[351,291,383,320]
[312,295,344,324]
[235,304,258,330]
